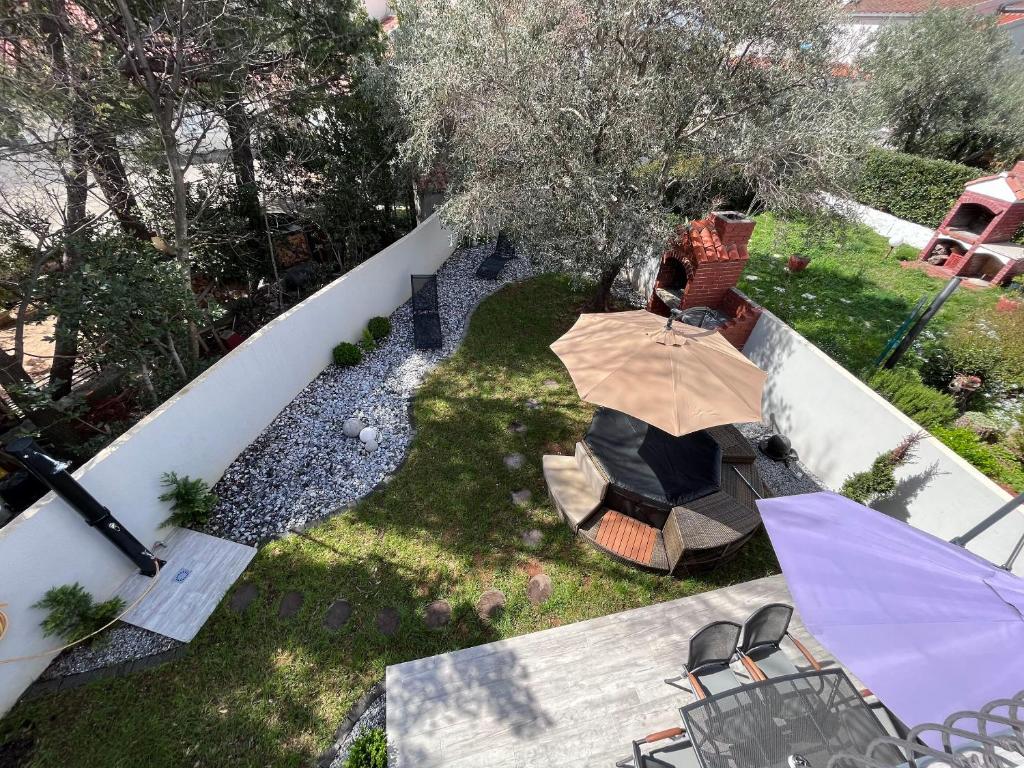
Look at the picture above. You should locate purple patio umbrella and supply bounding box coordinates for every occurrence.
[757,491,1024,731]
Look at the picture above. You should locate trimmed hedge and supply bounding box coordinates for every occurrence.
[854,148,976,229]
[333,341,363,367]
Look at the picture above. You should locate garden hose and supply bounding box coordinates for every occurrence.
[0,559,161,664]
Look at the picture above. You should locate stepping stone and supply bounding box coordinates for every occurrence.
[279,591,304,619]
[508,420,527,434]
[376,607,400,636]
[527,574,553,606]
[229,583,259,613]
[511,489,532,506]
[521,529,543,548]
[323,599,352,631]
[424,600,452,630]
[543,379,559,390]
[525,398,541,410]
[476,590,506,622]
[504,453,525,470]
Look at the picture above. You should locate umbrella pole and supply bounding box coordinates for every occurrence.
[951,490,1024,570]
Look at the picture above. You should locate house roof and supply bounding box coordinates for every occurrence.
[965,162,1024,202]
[844,0,986,15]
[997,10,1024,24]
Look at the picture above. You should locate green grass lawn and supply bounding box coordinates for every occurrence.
[738,213,999,373]
[0,275,778,768]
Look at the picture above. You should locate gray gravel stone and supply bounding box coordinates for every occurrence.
[735,421,826,496]
[511,489,532,506]
[527,574,553,605]
[504,453,525,470]
[476,590,506,621]
[328,689,387,768]
[203,246,534,545]
[40,625,180,681]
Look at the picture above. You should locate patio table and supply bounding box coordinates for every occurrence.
[679,670,898,768]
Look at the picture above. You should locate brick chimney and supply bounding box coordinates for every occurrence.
[711,211,755,251]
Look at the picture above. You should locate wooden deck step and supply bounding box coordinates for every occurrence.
[595,510,658,565]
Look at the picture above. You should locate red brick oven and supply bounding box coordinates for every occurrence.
[646,211,763,349]
[918,162,1024,285]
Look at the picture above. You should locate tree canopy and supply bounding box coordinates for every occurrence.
[861,9,1024,166]
[394,0,869,306]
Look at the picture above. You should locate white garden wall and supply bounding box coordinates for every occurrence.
[0,215,455,714]
[743,309,1024,574]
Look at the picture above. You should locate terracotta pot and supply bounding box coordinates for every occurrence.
[787,254,811,273]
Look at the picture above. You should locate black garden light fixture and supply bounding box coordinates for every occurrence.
[2,437,161,577]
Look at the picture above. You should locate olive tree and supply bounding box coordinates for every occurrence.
[861,9,1024,166]
[395,0,868,307]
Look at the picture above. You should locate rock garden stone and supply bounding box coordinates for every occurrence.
[279,591,304,619]
[543,379,559,390]
[323,600,352,631]
[511,489,532,506]
[342,418,365,438]
[358,426,379,444]
[375,607,400,636]
[526,398,541,410]
[476,590,506,621]
[527,574,553,606]
[521,529,543,548]
[203,247,534,545]
[229,583,259,613]
[508,420,527,434]
[424,600,452,629]
[504,453,525,470]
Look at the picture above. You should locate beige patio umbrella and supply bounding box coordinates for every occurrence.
[550,310,767,436]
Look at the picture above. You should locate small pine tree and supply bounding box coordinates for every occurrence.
[32,583,125,643]
[159,472,218,528]
[344,728,387,768]
[841,432,925,505]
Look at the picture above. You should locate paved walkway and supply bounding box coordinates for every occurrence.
[387,574,845,768]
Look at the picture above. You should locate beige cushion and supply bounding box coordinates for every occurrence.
[574,442,609,498]
[543,454,604,532]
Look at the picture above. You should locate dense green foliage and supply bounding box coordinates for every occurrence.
[933,427,1024,490]
[854,148,975,228]
[868,368,957,430]
[344,729,387,768]
[333,342,364,367]
[31,584,125,644]
[158,472,219,529]
[2,276,778,767]
[367,316,392,342]
[860,9,1024,165]
[840,434,922,505]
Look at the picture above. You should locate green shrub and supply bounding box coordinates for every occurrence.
[159,472,218,528]
[954,411,1000,441]
[32,583,125,643]
[841,433,924,505]
[359,328,377,352]
[344,728,387,768]
[933,426,1024,491]
[867,367,957,429]
[333,341,363,367]
[367,316,392,341]
[854,148,976,228]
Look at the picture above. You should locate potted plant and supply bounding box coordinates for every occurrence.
[787,253,811,272]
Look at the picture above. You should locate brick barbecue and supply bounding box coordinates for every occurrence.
[918,162,1024,286]
[647,211,763,349]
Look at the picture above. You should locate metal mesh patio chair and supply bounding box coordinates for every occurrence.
[410,274,442,349]
[672,620,744,699]
[737,603,823,680]
[475,232,516,279]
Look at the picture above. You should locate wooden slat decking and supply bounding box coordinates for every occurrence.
[387,575,848,768]
[595,509,657,564]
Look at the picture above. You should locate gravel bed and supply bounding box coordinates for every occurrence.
[205,245,534,544]
[40,625,180,680]
[736,421,827,497]
[328,692,387,768]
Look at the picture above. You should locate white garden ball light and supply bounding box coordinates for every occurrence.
[359,426,379,444]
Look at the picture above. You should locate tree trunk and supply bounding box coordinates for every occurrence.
[223,93,265,246]
[590,263,622,311]
[0,347,80,454]
[88,129,151,240]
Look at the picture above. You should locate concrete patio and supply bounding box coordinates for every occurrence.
[386,574,847,768]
